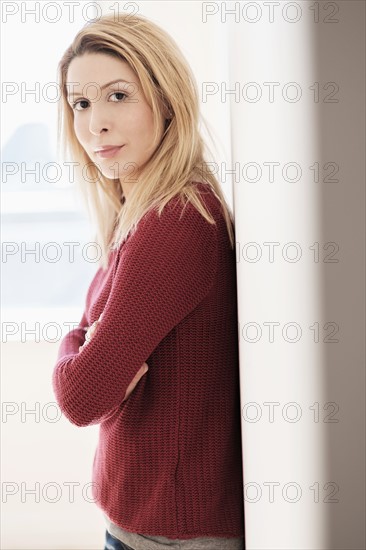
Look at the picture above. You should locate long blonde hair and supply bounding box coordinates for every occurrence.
[57,12,235,270]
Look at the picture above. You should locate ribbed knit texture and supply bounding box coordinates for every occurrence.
[52,183,244,539]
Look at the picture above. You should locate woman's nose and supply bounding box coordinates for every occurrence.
[88,106,111,136]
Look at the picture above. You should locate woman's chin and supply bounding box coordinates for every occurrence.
[94,170,140,186]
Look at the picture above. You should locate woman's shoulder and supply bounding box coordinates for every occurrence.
[142,182,220,224]
[169,181,224,218]
[193,180,226,209]
[124,185,217,247]
[119,182,224,256]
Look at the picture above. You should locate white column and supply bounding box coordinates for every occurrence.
[227,1,365,549]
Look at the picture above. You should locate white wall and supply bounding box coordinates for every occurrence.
[1,342,105,550]
[229,1,365,549]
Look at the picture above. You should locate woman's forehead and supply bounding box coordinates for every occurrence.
[66,53,139,91]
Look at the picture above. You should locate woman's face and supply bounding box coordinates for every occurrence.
[66,52,165,194]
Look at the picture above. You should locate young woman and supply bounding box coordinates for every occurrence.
[52,12,245,550]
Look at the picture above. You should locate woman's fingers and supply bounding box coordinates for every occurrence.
[83,311,104,345]
[122,362,149,402]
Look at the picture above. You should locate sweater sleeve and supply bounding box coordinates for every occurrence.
[52,199,218,427]
[56,311,88,361]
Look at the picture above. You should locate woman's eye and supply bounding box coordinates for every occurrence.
[110,92,127,102]
[72,99,89,111]
[71,92,127,111]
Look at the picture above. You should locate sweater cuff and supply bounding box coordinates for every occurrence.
[57,327,86,361]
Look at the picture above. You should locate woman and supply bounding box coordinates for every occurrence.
[52,12,245,550]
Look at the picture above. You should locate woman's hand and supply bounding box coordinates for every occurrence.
[78,311,149,402]
[122,362,149,403]
[79,311,104,352]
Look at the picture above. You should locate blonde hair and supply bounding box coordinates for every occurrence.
[57,12,235,270]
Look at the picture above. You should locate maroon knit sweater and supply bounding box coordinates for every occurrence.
[52,182,244,539]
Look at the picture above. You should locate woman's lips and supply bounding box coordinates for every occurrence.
[95,146,124,159]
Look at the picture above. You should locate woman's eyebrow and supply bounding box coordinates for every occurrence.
[67,79,131,98]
